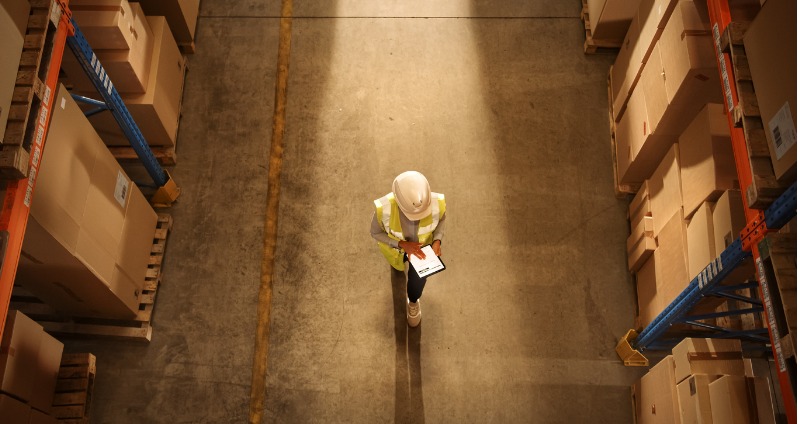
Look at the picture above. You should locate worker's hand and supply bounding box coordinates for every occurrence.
[432,240,442,256]
[399,240,426,260]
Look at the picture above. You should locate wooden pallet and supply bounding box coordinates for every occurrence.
[52,353,96,424]
[108,146,177,166]
[1,0,60,179]
[11,214,173,342]
[581,0,622,54]
[720,22,789,209]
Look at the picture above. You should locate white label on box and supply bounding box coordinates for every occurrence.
[768,102,796,159]
[114,170,130,208]
[60,96,66,109]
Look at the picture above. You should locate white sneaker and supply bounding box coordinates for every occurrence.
[407,298,421,327]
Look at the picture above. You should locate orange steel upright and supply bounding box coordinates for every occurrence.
[708,0,797,420]
[0,1,74,340]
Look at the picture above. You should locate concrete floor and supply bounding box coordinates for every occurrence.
[64,1,646,422]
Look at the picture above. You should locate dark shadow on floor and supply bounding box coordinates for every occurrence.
[392,267,425,424]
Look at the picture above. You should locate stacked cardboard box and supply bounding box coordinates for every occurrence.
[136,0,200,51]
[0,0,30,143]
[60,1,186,148]
[84,17,186,149]
[67,1,154,94]
[627,180,656,272]
[0,311,63,424]
[587,0,641,47]
[743,0,797,184]
[14,84,158,319]
[613,0,723,186]
[633,338,778,423]
[630,104,749,327]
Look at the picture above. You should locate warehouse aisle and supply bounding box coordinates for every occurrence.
[65,1,645,423]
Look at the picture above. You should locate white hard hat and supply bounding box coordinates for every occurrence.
[392,171,432,221]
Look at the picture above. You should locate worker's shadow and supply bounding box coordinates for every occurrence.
[391,268,426,424]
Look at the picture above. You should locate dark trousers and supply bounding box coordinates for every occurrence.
[406,257,427,303]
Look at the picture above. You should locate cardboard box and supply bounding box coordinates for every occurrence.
[62,2,154,94]
[636,355,680,423]
[612,0,680,119]
[750,376,777,424]
[0,393,31,423]
[672,338,744,384]
[588,0,639,43]
[711,189,746,256]
[95,3,154,94]
[677,374,720,424]
[611,15,641,120]
[655,209,689,306]
[636,253,661,327]
[70,0,137,50]
[16,85,157,319]
[641,43,669,131]
[630,180,651,215]
[678,104,736,216]
[87,16,186,147]
[743,0,797,182]
[708,375,753,424]
[29,409,58,424]
[628,233,657,272]
[137,0,200,47]
[631,196,653,231]
[649,144,683,236]
[29,332,63,414]
[659,1,715,103]
[686,202,716,278]
[617,83,675,185]
[616,83,646,181]
[0,0,30,143]
[630,214,655,241]
[0,310,43,402]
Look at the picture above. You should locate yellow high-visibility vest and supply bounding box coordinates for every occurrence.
[373,192,446,271]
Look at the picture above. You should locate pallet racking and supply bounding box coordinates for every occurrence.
[616,0,797,420]
[0,0,180,342]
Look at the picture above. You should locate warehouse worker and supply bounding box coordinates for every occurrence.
[370,171,446,327]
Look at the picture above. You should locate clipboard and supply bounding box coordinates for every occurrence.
[408,245,446,278]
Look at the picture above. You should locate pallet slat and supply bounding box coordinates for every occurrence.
[52,353,95,422]
[53,391,88,406]
[55,378,90,393]
[107,146,177,166]
[52,405,87,419]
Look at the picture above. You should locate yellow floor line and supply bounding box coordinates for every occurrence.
[249,0,293,422]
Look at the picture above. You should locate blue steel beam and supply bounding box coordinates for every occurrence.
[65,19,168,187]
[633,182,797,351]
[682,307,763,322]
[707,280,760,293]
[70,94,107,108]
[713,291,763,306]
[634,238,751,350]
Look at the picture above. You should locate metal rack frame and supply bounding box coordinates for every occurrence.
[0,0,179,340]
[617,0,796,420]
